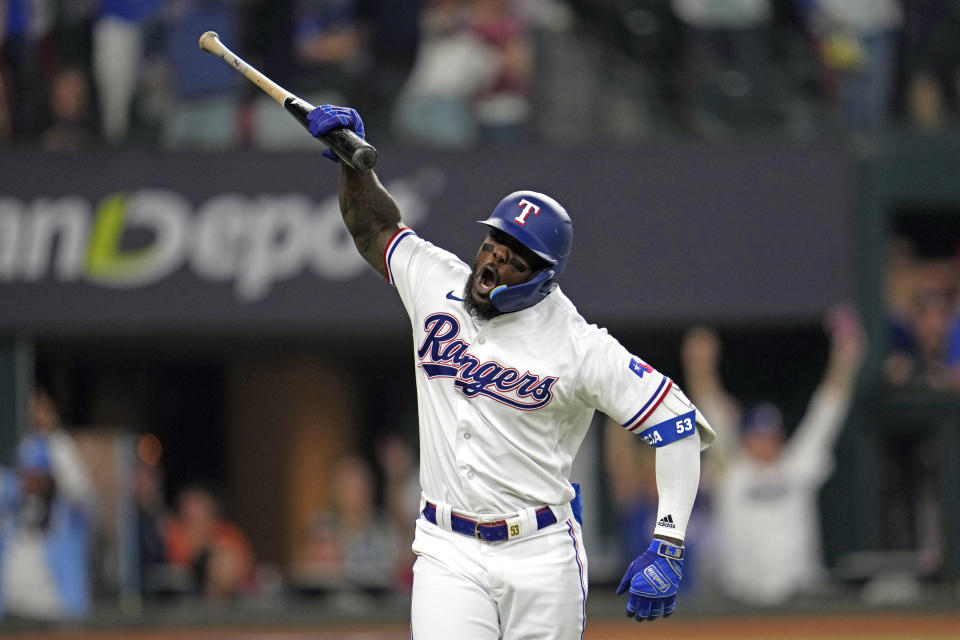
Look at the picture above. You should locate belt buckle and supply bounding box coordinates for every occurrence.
[474,520,482,540]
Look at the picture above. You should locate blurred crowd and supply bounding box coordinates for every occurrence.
[5,282,960,622]
[130,437,423,608]
[3,0,960,151]
[883,236,960,393]
[0,390,423,622]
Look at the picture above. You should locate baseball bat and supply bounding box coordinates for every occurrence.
[198,30,377,171]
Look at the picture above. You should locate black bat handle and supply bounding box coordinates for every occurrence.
[284,97,379,172]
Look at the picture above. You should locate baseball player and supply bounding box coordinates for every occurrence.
[307,105,715,638]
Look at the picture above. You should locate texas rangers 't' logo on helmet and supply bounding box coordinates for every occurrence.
[477,191,573,313]
[479,191,573,276]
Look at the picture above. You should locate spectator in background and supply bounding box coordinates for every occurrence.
[49,0,99,70]
[884,236,923,336]
[41,66,93,150]
[884,261,959,391]
[294,0,364,103]
[236,0,294,144]
[159,0,241,150]
[353,0,421,140]
[392,0,497,148]
[795,0,903,130]
[0,390,96,620]
[682,305,865,605]
[470,0,533,143]
[165,484,255,602]
[900,0,960,130]
[131,456,169,595]
[91,0,163,143]
[245,0,366,149]
[946,267,960,389]
[376,434,420,590]
[292,454,400,595]
[670,0,776,138]
[0,0,54,142]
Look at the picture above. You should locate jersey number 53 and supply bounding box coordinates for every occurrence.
[675,416,694,434]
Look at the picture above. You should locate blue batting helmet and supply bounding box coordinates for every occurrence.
[478,191,573,313]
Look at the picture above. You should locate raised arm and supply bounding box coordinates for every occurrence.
[786,303,866,467]
[48,430,96,509]
[308,105,405,279]
[680,326,740,453]
[339,164,404,278]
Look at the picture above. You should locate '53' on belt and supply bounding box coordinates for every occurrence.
[422,502,557,542]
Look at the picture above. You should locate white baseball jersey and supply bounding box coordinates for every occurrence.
[385,228,676,514]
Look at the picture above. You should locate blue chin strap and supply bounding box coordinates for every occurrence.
[489,269,556,313]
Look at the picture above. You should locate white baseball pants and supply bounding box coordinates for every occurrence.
[410,513,588,639]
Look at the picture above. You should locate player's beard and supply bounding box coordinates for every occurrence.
[462,269,500,321]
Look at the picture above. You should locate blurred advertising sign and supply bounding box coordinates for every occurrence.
[0,147,853,335]
[1,185,430,302]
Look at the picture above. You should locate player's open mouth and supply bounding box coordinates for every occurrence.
[475,265,498,297]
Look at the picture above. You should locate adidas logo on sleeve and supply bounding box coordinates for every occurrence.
[656,514,676,528]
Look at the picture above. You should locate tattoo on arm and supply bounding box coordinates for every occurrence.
[339,164,404,279]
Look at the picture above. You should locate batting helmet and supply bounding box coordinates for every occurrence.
[478,191,573,313]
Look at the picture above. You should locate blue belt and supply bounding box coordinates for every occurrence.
[422,502,557,542]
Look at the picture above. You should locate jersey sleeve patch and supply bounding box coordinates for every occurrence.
[623,378,673,432]
[383,227,417,286]
[629,357,653,379]
[637,410,697,447]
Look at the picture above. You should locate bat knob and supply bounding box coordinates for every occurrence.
[352,146,379,172]
[198,31,220,50]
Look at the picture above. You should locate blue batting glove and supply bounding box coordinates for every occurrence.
[616,539,684,622]
[306,105,366,162]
